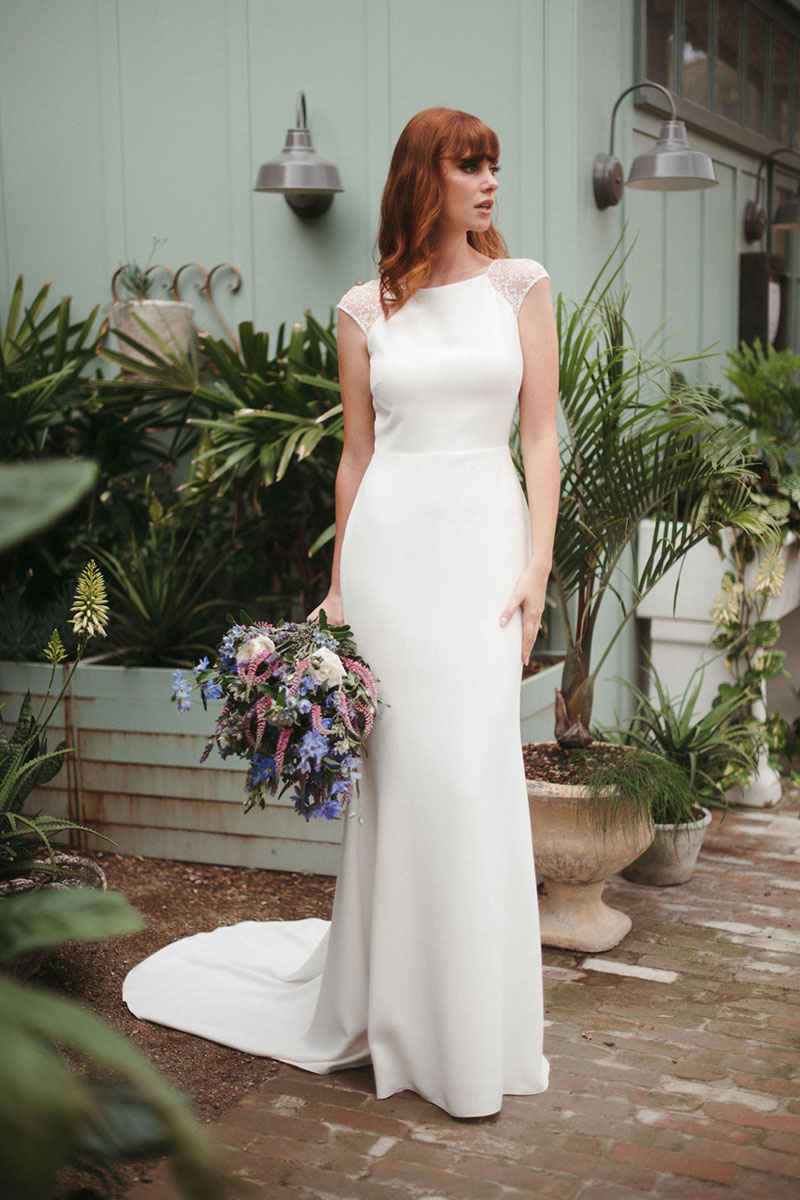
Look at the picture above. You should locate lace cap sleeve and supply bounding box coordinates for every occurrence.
[337,279,382,336]
[487,258,550,316]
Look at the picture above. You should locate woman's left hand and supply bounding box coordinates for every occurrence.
[499,563,550,665]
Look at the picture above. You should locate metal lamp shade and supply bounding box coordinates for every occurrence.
[626,121,717,192]
[772,189,800,230]
[254,98,343,220]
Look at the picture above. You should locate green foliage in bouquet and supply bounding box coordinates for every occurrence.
[0,887,228,1200]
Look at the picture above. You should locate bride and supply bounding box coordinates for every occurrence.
[124,106,560,1119]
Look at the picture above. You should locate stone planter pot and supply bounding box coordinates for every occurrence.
[111,299,194,369]
[527,751,654,952]
[621,805,712,886]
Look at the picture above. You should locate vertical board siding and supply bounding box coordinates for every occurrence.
[0,0,779,825]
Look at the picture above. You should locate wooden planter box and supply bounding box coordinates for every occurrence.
[1,659,562,875]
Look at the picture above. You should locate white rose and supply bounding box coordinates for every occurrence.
[236,632,276,664]
[308,647,346,690]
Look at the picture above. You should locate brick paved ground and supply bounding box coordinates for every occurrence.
[127,795,800,1199]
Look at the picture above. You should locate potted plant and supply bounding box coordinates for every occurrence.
[605,655,759,886]
[635,339,800,806]
[110,238,194,370]
[522,250,763,950]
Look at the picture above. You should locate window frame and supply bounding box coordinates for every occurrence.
[635,0,800,156]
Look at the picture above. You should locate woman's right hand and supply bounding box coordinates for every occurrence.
[307,590,344,625]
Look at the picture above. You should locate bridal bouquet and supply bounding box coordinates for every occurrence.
[170,613,379,820]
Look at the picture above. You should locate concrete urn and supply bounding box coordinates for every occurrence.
[111,299,194,370]
[527,765,654,953]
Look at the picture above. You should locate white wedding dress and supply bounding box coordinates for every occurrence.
[123,257,551,1117]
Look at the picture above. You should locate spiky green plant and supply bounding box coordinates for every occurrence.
[602,653,761,809]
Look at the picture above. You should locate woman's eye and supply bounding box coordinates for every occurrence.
[490,164,501,176]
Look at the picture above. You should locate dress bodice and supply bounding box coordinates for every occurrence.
[337,258,549,455]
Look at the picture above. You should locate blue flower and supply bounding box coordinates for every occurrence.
[171,670,192,713]
[248,752,276,786]
[297,729,328,771]
[193,656,210,675]
[297,697,312,714]
[203,679,223,702]
[318,796,346,819]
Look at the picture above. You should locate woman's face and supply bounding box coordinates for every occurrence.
[437,154,499,236]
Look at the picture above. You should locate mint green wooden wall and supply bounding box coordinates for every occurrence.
[0,0,778,726]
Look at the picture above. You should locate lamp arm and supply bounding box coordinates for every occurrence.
[608,80,677,156]
[753,146,800,205]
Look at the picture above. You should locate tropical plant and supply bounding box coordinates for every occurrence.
[0,886,228,1199]
[89,491,233,667]
[189,312,343,528]
[603,653,761,812]
[0,277,103,460]
[518,247,767,749]
[724,339,800,535]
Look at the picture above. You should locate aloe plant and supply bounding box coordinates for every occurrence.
[604,653,760,809]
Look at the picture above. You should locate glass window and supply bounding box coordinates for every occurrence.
[646,0,676,89]
[747,7,767,134]
[645,1,800,143]
[771,31,791,142]
[684,1,711,108]
[716,0,741,121]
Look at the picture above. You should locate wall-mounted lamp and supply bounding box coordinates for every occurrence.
[254,92,343,218]
[593,80,717,210]
[743,147,800,242]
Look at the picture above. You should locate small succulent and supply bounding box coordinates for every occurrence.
[118,235,166,301]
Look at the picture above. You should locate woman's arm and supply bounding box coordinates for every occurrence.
[307,310,375,623]
[499,277,560,664]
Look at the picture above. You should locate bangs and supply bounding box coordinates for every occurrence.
[440,114,500,163]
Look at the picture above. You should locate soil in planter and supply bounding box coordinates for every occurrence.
[30,850,335,1197]
[523,741,631,784]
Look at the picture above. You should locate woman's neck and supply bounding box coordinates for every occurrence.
[425,234,489,287]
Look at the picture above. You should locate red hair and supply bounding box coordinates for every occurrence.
[377,107,508,315]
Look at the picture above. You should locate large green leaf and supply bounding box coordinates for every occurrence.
[0,459,97,552]
[0,886,143,965]
[0,970,228,1199]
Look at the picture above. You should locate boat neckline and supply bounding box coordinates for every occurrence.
[417,265,493,291]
